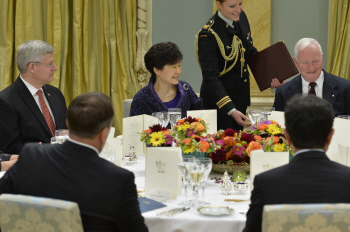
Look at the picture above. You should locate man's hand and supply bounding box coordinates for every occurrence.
[10,155,19,161]
[271,78,285,89]
[230,110,251,128]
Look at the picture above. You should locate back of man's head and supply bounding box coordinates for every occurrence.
[285,94,334,149]
[16,40,54,74]
[67,92,114,138]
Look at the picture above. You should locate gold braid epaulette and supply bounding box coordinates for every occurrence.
[195,24,245,77]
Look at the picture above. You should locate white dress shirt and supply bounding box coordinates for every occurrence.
[301,71,324,98]
[20,75,56,126]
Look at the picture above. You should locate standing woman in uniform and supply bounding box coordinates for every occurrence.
[196,0,279,131]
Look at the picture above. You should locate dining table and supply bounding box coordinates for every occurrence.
[121,154,251,232]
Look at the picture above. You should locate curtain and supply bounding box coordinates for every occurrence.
[327,0,350,81]
[0,0,138,135]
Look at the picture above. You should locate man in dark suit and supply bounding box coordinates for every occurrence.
[243,94,350,232]
[0,92,149,232]
[273,38,350,116]
[0,40,67,155]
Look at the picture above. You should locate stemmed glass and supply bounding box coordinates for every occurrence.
[261,107,275,121]
[159,111,170,128]
[152,112,161,124]
[248,110,264,127]
[177,156,195,206]
[195,158,212,205]
[189,162,206,207]
[168,108,182,129]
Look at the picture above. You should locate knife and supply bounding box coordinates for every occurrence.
[157,207,190,217]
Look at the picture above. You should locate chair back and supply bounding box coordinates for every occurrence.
[0,194,84,232]
[123,99,133,117]
[262,203,350,232]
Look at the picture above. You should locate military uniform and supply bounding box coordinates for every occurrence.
[196,10,257,130]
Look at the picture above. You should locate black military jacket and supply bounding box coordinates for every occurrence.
[197,11,257,115]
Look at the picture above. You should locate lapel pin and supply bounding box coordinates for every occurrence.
[48,93,50,96]
[332,95,334,97]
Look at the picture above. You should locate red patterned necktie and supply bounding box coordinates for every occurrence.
[37,90,55,136]
[309,82,316,95]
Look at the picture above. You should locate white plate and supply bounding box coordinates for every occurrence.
[121,160,137,165]
[197,206,234,216]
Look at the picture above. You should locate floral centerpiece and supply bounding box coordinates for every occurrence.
[140,124,174,147]
[171,116,220,156]
[210,120,291,173]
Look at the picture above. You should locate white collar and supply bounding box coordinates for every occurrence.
[293,148,324,157]
[218,10,234,29]
[68,138,100,155]
[20,75,43,96]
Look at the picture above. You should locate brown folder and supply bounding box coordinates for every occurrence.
[248,41,299,91]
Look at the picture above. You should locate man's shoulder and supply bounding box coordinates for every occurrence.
[276,75,300,93]
[325,71,350,86]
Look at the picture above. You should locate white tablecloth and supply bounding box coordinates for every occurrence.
[121,155,250,232]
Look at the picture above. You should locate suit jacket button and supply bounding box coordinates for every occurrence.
[244,79,247,82]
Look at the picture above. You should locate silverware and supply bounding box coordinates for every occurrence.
[157,207,190,217]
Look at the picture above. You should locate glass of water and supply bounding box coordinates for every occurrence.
[168,108,182,129]
[54,129,69,144]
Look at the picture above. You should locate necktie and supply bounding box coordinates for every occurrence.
[37,90,55,136]
[309,82,317,95]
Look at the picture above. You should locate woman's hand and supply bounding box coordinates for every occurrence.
[230,110,251,128]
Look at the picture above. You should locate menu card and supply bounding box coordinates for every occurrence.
[137,197,167,213]
[145,147,182,199]
[187,109,217,134]
[268,111,285,128]
[327,118,350,162]
[338,143,350,166]
[250,149,289,192]
[100,136,122,166]
[123,115,158,156]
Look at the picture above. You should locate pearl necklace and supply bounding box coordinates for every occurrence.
[157,85,174,98]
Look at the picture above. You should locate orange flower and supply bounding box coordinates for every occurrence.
[198,140,210,152]
[265,136,279,144]
[224,136,236,147]
[258,124,268,132]
[182,138,192,146]
[191,134,203,139]
[190,122,205,133]
[271,120,280,126]
[162,130,170,135]
[177,118,186,125]
[254,135,263,142]
[226,150,232,160]
[246,141,262,157]
[144,129,152,133]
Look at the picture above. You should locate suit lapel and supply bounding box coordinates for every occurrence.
[322,71,338,106]
[15,77,53,136]
[288,75,303,98]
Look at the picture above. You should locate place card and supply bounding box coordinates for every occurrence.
[250,149,289,192]
[327,118,350,162]
[187,109,217,134]
[122,114,158,156]
[268,111,285,128]
[100,136,121,166]
[137,197,167,213]
[338,143,350,166]
[145,147,182,199]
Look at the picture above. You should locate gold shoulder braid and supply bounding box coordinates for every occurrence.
[195,23,245,77]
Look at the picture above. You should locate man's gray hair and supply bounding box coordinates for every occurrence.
[294,38,322,60]
[16,40,54,74]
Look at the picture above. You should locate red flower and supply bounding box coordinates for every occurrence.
[184,116,199,124]
[224,128,237,137]
[149,124,167,132]
[241,133,256,143]
[210,149,226,163]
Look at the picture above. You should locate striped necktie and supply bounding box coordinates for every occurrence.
[37,90,55,136]
[309,82,316,95]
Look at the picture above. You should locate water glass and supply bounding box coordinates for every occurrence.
[189,162,205,207]
[54,129,69,144]
[152,112,161,124]
[337,115,350,120]
[261,107,275,121]
[168,108,182,129]
[160,111,170,128]
[178,155,195,206]
[248,110,264,126]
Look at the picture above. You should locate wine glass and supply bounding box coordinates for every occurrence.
[188,162,205,207]
[168,108,182,129]
[152,112,161,124]
[248,110,263,126]
[195,158,212,206]
[337,115,350,120]
[161,111,170,128]
[177,156,195,206]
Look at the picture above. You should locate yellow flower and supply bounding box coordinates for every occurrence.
[266,124,281,135]
[178,123,191,131]
[183,145,195,154]
[273,143,285,152]
[150,132,165,146]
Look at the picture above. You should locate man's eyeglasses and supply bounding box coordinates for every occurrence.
[33,62,55,68]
